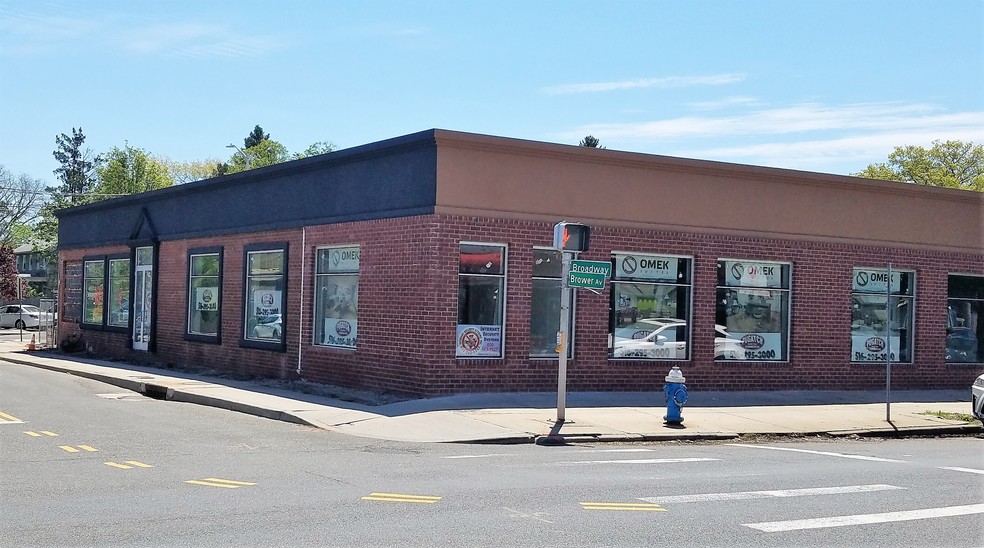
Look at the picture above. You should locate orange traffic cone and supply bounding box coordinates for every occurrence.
[27,334,36,351]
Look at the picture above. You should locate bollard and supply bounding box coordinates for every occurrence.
[663,366,688,425]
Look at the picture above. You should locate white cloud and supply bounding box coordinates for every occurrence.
[117,22,280,59]
[542,74,745,95]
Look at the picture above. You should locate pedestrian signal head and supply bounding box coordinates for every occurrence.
[553,222,591,252]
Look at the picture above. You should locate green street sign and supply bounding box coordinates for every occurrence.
[568,260,611,289]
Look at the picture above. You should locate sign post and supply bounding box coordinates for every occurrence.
[557,251,572,421]
[885,262,892,422]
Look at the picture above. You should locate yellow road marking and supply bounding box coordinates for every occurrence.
[184,478,257,488]
[0,411,22,422]
[59,445,99,453]
[25,431,42,437]
[361,492,442,504]
[41,431,58,436]
[580,502,667,512]
[105,461,153,469]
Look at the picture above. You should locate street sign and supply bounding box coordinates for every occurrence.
[568,260,611,289]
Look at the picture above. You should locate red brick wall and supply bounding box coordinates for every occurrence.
[58,214,984,397]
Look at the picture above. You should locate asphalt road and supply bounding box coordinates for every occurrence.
[2,362,983,547]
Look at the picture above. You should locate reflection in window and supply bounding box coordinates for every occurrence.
[850,267,914,363]
[244,248,285,343]
[107,259,130,327]
[530,248,573,358]
[83,260,104,325]
[188,252,221,336]
[716,260,792,361]
[609,254,692,360]
[456,243,505,358]
[315,246,360,348]
[947,275,983,364]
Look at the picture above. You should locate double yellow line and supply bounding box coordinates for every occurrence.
[362,492,442,504]
[185,478,257,489]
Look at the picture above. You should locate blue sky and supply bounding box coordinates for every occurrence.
[2,0,982,185]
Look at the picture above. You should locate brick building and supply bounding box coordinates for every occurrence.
[55,129,984,397]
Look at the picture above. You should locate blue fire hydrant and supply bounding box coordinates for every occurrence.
[663,366,688,425]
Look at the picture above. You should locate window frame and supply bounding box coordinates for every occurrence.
[81,254,130,333]
[715,259,792,362]
[241,242,288,351]
[185,246,223,344]
[609,252,694,361]
[945,273,982,365]
[850,266,915,364]
[313,245,360,349]
[456,241,507,359]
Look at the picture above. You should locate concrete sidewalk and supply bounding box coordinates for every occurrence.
[2,342,980,444]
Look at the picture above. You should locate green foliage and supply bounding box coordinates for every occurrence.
[52,127,103,204]
[0,165,47,246]
[293,141,338,159]
[579,135,604,148]
[95,144,174,197]
[854,140,984,191]
[226,140,290,173]
[162,158,222,184]
[244,125,270,149]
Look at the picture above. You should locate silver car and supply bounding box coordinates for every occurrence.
[0,305,53,330]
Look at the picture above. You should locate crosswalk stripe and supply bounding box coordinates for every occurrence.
[581,502,666,512]
[744,503,984,532]
[559,458,719,465]
[643,484,904,504]
[938,466,984,475]
[726,444,905,463]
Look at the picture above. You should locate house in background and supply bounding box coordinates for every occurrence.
[14,244,54,298]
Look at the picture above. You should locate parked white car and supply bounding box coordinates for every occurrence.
[973,373,984,426]
[0,305,54,330]
[612,319,746,359]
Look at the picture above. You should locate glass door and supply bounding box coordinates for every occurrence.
[132,247,154,351]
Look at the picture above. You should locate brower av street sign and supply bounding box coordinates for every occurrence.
[568,260,612,289]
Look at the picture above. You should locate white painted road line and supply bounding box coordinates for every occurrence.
[744,503,984,532]
[575,448,656,453]
[558,458,720,465]
[726,443,906,463]
[938,466,984,475]
[642,484,904,504]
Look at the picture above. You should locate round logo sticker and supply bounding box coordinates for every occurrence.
[622,256,637,274]
[856,271,869,287]
[458,328,483,354]
[335,320,352,336]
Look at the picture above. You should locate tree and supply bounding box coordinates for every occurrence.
[52,127,103,205]
[163,158,222,184]
[0,245,25,302]
[244,125,270,149]
[225,140,290,174]
[579,135,604,148]
[95,144,174,197]
[854,140,984,192]
[0,165,47,246]
[293,140,338,159]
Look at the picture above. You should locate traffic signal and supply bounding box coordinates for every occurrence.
[553,222,591,252]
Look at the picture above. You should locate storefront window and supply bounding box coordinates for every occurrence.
[244,247,285,344]
[530,248,573,358]
[188,251,221,337]
[609,253,692,360]
[315,246,360,348]
[457,243,506,358]
[716,260,791,361]
[82,260,104,325]
[946,275,983,364]
[850,267,914,363]
[107,259,130,327]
